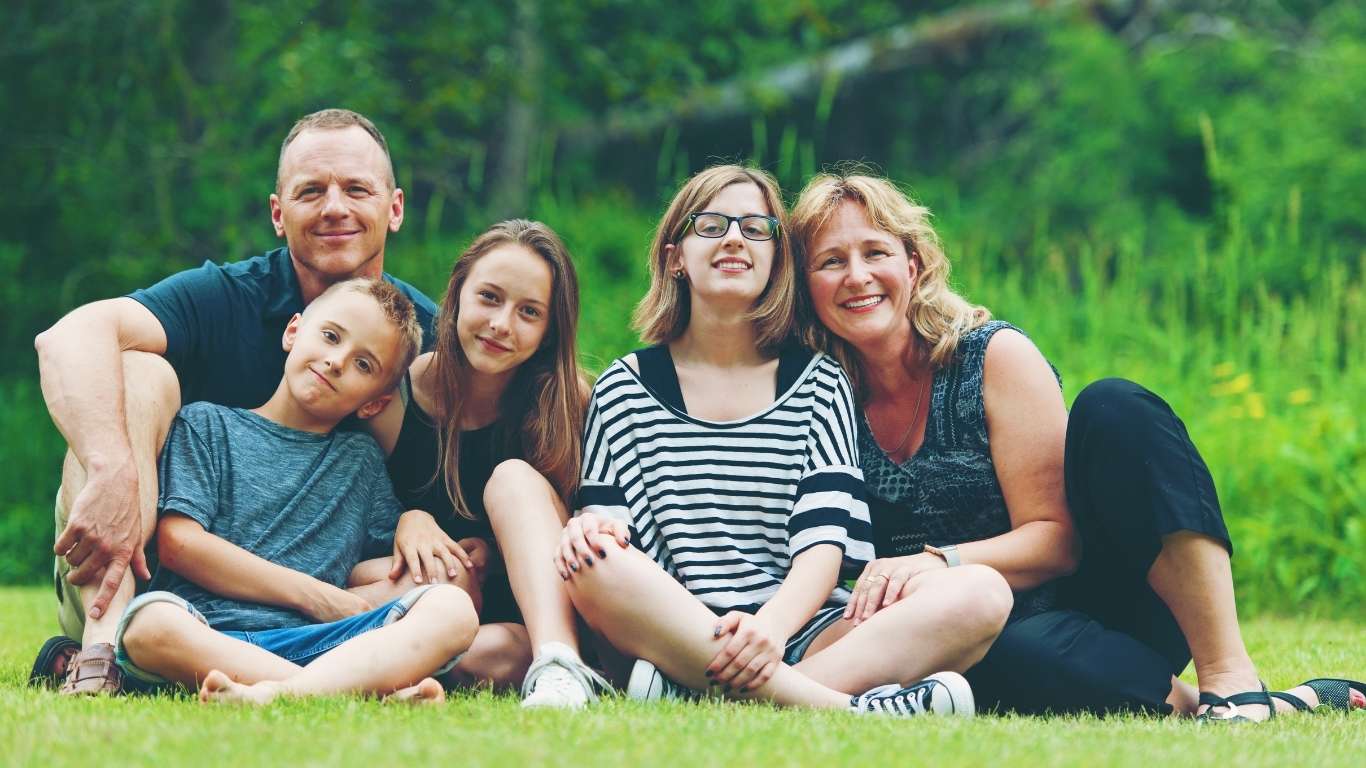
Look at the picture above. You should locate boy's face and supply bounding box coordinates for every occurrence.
[281,289,402,422]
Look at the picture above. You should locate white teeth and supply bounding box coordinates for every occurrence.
[715,260,749,269]
[843,296,883,309]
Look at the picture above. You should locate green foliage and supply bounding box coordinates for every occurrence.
[2,1,1363,613]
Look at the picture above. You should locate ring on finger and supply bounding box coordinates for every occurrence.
[871,573,890,582]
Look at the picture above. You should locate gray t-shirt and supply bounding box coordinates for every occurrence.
[150,402,402,631]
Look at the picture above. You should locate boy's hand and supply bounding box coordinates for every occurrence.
[303,583,372,623]
[390,510,475,584]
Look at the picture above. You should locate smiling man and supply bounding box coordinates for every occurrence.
[31,109,437,695]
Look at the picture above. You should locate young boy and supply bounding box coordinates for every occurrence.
[114,278,478,704]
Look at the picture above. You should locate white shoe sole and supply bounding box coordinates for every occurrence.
[925,671,975,717]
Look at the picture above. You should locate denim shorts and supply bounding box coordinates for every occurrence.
[114,585,458,685]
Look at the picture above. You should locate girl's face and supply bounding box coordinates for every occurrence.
[666,182,776,311]
[456,245,554,378]
[805,201,919,351]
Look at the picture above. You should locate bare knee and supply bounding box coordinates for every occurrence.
[953,565,1013,638]
[121,601,192,661]
[483,459,555,515]
[410,584,479,655]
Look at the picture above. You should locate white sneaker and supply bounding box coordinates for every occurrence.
[625,658,696,701]
[849,671,975,717]
[519,642,608,709]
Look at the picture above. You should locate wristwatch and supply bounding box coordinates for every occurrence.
[924,544,961,567]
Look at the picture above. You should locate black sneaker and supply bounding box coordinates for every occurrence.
[850,672,975,717]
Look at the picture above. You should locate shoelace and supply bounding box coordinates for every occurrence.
[859,682,931,715]
[522,649,611,701]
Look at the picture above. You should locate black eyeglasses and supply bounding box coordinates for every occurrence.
[685,212,780,242]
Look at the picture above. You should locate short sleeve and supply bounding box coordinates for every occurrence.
[128,261,239,375]
[575,391,633,532]
[789,364,875,576]
[157,408,223,530]
[363,448,405,558]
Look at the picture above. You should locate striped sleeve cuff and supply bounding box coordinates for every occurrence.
[789,467,875,575]
[575,481,634,530]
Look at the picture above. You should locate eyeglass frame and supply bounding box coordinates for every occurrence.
[681,212,781,242]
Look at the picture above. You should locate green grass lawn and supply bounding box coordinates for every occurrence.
[1,586,1360,767]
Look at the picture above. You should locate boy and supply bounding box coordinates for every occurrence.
[113,278,477,704]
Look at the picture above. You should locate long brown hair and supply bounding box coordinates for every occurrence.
[431,220,587,518]
[631,165,795,357]
[790,172,990,396]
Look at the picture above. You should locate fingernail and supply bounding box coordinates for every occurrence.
[705,670,713,678]
[723,685,731,693]
[713,626,721,637]
[598,550,607,559]
[570,562,579,572]
[584,555,594,566]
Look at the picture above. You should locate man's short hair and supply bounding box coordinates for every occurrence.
[277,108,396,191]
[306,278,423,389]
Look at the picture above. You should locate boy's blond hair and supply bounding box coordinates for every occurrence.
[305,278,423,389]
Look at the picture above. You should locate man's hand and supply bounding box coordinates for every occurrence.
[53,457,151,620]
[301,582,373,623]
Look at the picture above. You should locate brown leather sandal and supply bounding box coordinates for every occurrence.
[29,636,82,689]
[58,642,123,696]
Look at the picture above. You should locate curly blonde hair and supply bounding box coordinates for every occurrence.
[790,172,990,396]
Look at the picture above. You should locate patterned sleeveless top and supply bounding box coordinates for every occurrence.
[859,320,1058,619]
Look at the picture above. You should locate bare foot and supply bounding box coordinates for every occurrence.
[386,677,445,705]
[1199,673,1366,720]
[199,670,284,705]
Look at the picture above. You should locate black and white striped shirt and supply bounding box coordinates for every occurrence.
[577,350,874,613]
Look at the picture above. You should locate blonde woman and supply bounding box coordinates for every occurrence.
[790,171,1364,720]
[557,165,1009,716]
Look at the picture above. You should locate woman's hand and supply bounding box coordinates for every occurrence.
[389,509,475,584]
[707,612,783,693]
[554,512,630,579]
[844,554,946,623]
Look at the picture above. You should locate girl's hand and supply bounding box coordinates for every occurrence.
[554,512,630,579]
[844,554,946,623]
[389,509,474,584]
[706,611,782,693]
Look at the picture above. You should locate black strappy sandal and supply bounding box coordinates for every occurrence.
[1196,682,1274,723]
[1270,678,1366,713]
[28,635,81,689]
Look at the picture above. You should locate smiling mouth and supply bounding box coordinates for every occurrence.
[309,367,337,390]
[713,258,751,272]
[841,295,885,311]
[316,230,360,239]
[478,337,512,353]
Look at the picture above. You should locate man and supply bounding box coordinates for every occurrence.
[31,109,437,695]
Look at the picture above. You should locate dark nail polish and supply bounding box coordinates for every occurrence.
[598,550,607,559]
[570,562,578,572]
[705,670,713,678]
[723,685,731,693]
[584,555,594,566]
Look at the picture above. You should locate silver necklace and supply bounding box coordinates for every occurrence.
[874,373,928,457]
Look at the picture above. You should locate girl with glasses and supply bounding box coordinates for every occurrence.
[556,165,1009,716]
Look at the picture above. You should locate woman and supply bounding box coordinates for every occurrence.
[556,165,1011,716]
[352,219,603,708]
[790,171,1365,719]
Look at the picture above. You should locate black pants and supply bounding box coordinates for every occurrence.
[964,378,1233,715]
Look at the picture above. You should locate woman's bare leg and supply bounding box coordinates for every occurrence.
[441,622,532,690]
[565,534,849,709]
[795,565,1012,694]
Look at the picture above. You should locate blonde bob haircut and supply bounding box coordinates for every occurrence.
[632,165,795,358]
[790,172,990,396]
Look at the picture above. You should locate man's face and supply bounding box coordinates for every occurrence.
[271,126,404,284]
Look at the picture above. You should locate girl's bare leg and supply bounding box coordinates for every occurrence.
[483,460,578,653]
[564,534,848,709]
[441,622,532,690]
[795,565,1012,694]
[200,584,478,703]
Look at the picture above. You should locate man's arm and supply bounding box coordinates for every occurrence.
[35,297,169,618]
[157,513,370,622]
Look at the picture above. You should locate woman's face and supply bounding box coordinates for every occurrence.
[456,244,554,378]
[667,182,776,311]
[805,201,918,351]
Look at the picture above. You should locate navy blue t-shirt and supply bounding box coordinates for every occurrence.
[128,247,437,409]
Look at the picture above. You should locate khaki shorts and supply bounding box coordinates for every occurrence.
[54,492,85,640]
